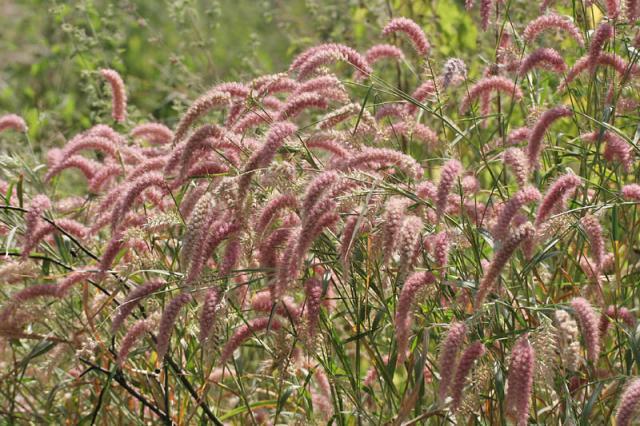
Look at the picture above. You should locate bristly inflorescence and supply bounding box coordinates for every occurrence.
[2,8,640,424]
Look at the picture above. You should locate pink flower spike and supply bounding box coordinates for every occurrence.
[117,318,151,367]
[277,93,329,121]
[131,123,174,145]
[480,0,492,31]
[461,174,479,194]
[340,215,365,275]
[535,173,581,227]
[317,103,360,130]
[301,172,340,222]
[176,124,226,178]
[616,378,640,426]
[293,75,346,97]
[25,195,51,233]
[503,148,530,187]
[436,159,463,219]
[432,231,450,270]
[0,284,61,323]
[252,73,299,95]
[459,76,522,114]
[251,290,301,323]
[220,317,283,364]
[588,23,614,73]
[306,133,351,158]
[13,283,61,302]
[173,90,231,143]
[294,44,371,80]
[405,81,436,115]
[156,292,192,361]
[628,0,640,22]
[55,270,92,296]
[186,219,241,287]
[382,198,410,264]
[622,184,640,201]
[382,17,430,56]
[212,82,250,99]
[198,287,222,343]
[97,235,125,278]
[450,341,486,411]
[507,127,531,145]
[365,44,405,65]
[312,368,333,419]
[394,271,436,363]
[88,163,122,193]
[518,48,567,76]
[238,122,298,199]
[492,187,541,242]
[397,215,423,270]
[303,277,324,342]
[44,155,101,182]
[254,193,299,237]
[437,322,467,401]
[570,297,601,363]
[526,106,572,170]
[387,122,439,147]
[100,69,127,123]
[505,335,535,426]
[474,223,535,309]
[111,280,166,333]
[0,114,27,133]
[111,172,167,231]
[606,0,620,18]
[335,147,423,180]
[582,131,634,172]
[581,214,606,271]
[599,305,636,336]
[523,14,585,47]
[61,135,120,162]
[560,53,639,91]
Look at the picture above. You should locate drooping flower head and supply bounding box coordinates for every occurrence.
[526,106,573,170]
[518,48,567,76]
[395,271,436,363]
[523,14,584,46]
[535,173,581,227]
[492,187,541,242]
[437,322,467,401]
[503,148,530,187]
[365,44,405,65]
[505,335,535,426]
[475,223,535,309]
[382,17,430,56]
[616,377,640,426]
[459,76,523,114]
[622,184,640,201]
[0,114,28,133]
[588,23,614,72]
[570,297,600,363]
[156,292,193,361]
[436,159,463,219]
[450,341,486,411]
[100,69,127,123]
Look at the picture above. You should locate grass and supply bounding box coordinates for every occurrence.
[1,0,640,425]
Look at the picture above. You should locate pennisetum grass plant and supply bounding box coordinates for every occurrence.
[2,1,640,424]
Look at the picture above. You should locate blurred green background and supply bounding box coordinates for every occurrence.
[0,0,478,151]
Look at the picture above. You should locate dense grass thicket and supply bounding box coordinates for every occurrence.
[3,0,640,424]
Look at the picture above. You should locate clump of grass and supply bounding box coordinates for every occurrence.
[2,2,640,424]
